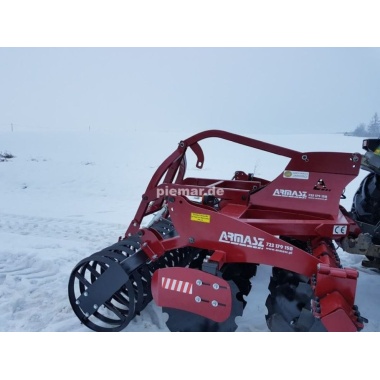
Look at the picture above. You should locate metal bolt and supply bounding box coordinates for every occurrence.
[195,296,201,303]
[213,283,220,290]
[93,304,98,309]
[189,237,195,244]
[196,279,202,286]
[84,312,90,318]
[83,292,88,297]
[75,300,80,305]
[211,300,218,307]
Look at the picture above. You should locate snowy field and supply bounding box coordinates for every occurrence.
[1,127,378,378]
[1,127,379,334]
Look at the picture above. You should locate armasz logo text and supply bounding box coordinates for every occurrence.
[273,189,307,199]
[219,231,265,250]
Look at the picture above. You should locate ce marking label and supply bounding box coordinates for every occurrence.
[333,225,347,235]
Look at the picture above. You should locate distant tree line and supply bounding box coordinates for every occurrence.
[348,113,380,137]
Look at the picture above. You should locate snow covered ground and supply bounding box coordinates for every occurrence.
[0,127,379,333]
[1,127,378,377]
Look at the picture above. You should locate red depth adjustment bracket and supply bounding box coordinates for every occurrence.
[312,264,366,332]
[151,267,233,323]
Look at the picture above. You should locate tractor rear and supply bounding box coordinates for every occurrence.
[68,130,379,332]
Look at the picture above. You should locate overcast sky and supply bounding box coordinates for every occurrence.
[1,47,379,134]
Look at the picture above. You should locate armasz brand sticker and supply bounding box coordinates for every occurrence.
[219,231,265,249]
[283,170,309,180]
[219,231,293,255]
[273,189,307,199]
[273,189,328,201]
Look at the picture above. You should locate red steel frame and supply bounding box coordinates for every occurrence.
[124,130,364,331]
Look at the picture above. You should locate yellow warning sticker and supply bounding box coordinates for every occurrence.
[191,212,211,223]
